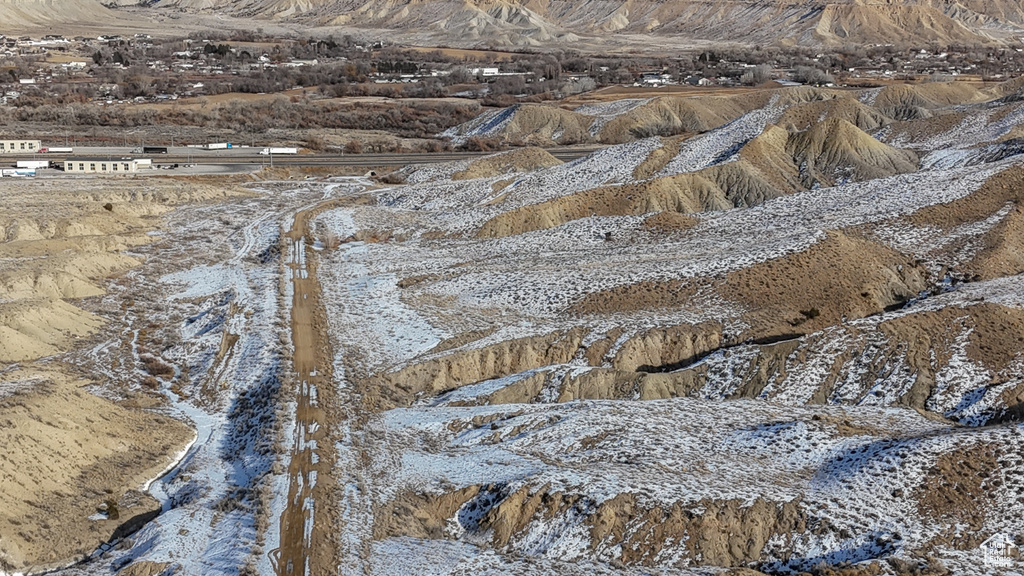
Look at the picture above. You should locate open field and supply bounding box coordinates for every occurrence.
[400,46,519,61]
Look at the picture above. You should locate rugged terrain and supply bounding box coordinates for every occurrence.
[0,178,244,574]
[304,76,1024,574]
[132,0,1024,46]
[7,0,1024,47]
[4,76,1024,576]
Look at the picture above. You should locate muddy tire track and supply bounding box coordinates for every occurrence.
[273,200,345,576]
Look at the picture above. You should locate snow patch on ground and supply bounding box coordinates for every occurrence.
[657,96,784,177]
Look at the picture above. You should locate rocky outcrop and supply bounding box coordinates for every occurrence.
[378,483,808,568]
[363,329,587,408]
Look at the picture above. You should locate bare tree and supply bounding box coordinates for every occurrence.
[740,64,773,86]
[793,66,835,86]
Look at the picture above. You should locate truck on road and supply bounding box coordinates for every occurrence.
[40,147,73,153]
[1,169,35,177]
[16,160,50,169]
[143,146,168,154]
[260,147,298,155]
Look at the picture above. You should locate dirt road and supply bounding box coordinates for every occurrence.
[274,201,342,576]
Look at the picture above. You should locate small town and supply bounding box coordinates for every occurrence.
[3,31,1024,108]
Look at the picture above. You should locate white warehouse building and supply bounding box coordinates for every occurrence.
[64,157,148,174]
[0,139,41,153]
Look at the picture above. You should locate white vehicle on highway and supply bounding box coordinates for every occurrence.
[17,160,50,169]
[259,147,298,155]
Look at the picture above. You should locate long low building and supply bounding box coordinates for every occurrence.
[63,157,149,174]
[0,140,41,153]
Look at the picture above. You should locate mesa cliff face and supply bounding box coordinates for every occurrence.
[7,0,1024,46]
[153,0,1024,45]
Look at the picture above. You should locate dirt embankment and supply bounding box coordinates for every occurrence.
[359,225,933,410]
[879,303,1024,410]
[597,96,747,143]
[360,160,1024,414]
[358,321,729,409]
[903,165,1024,281]
[786,118,918,187]
[914,443,1003,546]
[573,230,928,343]
[722,231,929,340]
[777,97,892,132]
[0,179,248,362]
[377,483,807,568]
[547,299,1024,423]
[0,371,193,575]
[873,82,988,118]
[452,147,563,180]
[0,178,247,574]
[362,329,586,409]
[455,104,595,146]
[631,135,690,180]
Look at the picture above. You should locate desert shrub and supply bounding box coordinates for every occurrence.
[460,136,504,152]
[629,120,680,139]
[140,355,174,377]
[422,139,448,153]
[214,489,250,513]
[12,99,479,139]
[304,135,327,151]
[104,499,120,520]
[377,171,406,185]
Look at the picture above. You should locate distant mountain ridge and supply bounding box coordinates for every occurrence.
[5,0,1024,47]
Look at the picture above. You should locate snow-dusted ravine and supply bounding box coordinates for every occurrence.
[48,180,371,576]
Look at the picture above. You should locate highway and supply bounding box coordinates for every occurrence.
[3,146,606,168]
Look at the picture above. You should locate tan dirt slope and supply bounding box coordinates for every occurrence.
[476,120,916,237]
[0,369,194,575]
[0,179,245,362]
[0,177,246,574]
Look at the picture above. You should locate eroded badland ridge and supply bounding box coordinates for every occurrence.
[2,76,1020,576]
[306,79,1024,574]
[8,0,1024,48]
[3,4,1024,574]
